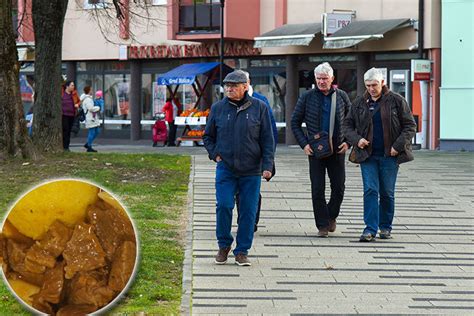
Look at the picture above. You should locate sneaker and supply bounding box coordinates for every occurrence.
[317,227,329,238]
[379,230,392,239]
[359,232,375,242]
[214,246,231,265]
[328,219,337,232]
[235,253,251,266]
[87,147,98,153]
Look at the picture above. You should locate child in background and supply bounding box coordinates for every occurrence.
[94,90,104,119]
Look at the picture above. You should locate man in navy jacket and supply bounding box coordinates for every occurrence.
[204,70,274,266]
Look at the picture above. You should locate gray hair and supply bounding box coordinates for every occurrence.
[314,62,334,77]
[364,67,384,83]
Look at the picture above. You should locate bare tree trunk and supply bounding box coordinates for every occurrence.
[31,0,69,152]
[0,0,35,160]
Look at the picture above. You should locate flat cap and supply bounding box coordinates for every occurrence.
[223,70,248,84]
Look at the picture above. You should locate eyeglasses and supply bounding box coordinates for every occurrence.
[224,83,244,89]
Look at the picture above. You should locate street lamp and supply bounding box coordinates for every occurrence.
[219,0,225,99]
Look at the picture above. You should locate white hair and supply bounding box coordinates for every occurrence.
[241,70,250,81]
[314,62,334,77]
[364,67,384,83]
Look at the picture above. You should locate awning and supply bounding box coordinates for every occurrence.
[157,62,232,86]
[254,23,321,48]
[323,18,414,49]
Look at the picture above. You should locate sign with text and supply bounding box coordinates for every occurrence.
[411,59,431,81]
[322,13,352,36]
[128,42,261,59]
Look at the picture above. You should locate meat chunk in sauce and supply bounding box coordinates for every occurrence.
[63,223,106,279]
[56,304,97,316]
[87,200,134,261]
[108,240,136,291]
[33,261,65,304]
[67,270,116,308]
[25,220,72,274]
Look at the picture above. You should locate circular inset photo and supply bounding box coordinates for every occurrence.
[0,179,139,315]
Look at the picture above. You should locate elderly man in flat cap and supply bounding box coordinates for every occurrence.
[203,70,275,266]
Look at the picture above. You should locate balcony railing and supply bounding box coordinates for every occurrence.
[179,3,220,33]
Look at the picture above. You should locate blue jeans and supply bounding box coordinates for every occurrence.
[360,155,399,235]
[87,127,100,147]
[215,162,261,256]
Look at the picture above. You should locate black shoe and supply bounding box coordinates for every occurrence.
[64,148,70,152]
[254,224,258,233]
[84,143,89,149]
[152,142,157,147]
[87,147,98,153]
[379,230,392,239]
[359,232,375,242]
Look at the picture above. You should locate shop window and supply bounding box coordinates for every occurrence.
[103,74,130,125]
[76,74,104,102]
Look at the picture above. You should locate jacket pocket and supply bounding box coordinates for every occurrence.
[247,116,261,139]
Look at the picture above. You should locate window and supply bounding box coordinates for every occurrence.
[83,0,107,10]
[152,0,167,5]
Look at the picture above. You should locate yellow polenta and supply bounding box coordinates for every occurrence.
[7,279,40,306]
[7,180,99,240]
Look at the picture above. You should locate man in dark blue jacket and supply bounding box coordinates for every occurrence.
[291,62,351,237]
[204,70,275,266]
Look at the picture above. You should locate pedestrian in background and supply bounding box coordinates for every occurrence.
[94,90,104,117]
[61,81,81,151]
[203,70,275,266]
[343,67,416,242]
[235,70,278,232]
[162,97,178,146]
[291,62,351,237]
[80,86,101,152]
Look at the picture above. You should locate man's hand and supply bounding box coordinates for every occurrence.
[337,142,349,154]
[262,170,272,180]
[303,144,313,156]
[215,155,222,162]
[358,138,369,149]
[390,147,399,156]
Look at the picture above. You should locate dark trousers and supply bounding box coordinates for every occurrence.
[167,121,177,146]
[308,153,345,229]
[62,115,75,150]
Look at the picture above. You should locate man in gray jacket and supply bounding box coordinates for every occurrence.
[342,67,416,242]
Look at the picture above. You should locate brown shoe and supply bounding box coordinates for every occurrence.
[328,219,337,232]
[214,246,231,264]
[235,253,251,266]
[317,227,329,238]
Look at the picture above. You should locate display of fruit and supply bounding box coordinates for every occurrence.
[186,130,205,137]
[180,108,210,117]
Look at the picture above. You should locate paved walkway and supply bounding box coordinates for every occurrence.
[187,149,474,315]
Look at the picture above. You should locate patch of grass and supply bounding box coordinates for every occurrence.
[0,152,190,315]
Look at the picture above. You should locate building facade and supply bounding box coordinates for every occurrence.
[440,0,474,151]
[17,0,455,149]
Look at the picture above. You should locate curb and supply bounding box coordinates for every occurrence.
[180,155,195,315]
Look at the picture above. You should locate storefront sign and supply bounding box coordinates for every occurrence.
[411,59,431,81]
[322,13,353,36]
[128,42,261,59]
